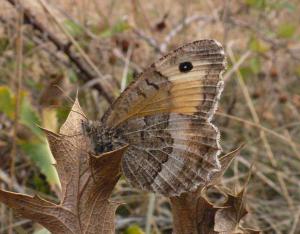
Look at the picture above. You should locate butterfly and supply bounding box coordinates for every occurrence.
[83,40,226,196]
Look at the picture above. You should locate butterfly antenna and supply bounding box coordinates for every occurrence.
[53,84,75,104]
[54,87,89,121]
[69,109,88,120]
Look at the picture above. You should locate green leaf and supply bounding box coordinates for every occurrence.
[24,40,35,54]
[277,23,296,39]
[121,70,134,90]
[240,66,254,78]
[19,95,60,187]
[249,37,269,53]
[0,86,14,118]
[20,139,59,187]
[100,20,130,38]
[250,57,261,74]
[270,1,295,12]
[126,71,135,86]
[20,93,43,137]
[0,37,9,55]
[245,0,266,9]
[24,78,43,92]
[0,87,59,187]
[281,2,296,12]
[0,86,42,135]
[56,105,71,127]
[125,224,145,234]
[64,19,84,37]
[295,65,300,77]
[68,69,78,83]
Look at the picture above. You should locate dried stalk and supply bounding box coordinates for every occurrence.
[5,0,115,104]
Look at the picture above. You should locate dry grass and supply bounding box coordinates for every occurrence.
[0,0,300,233]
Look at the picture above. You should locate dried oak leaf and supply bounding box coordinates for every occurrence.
[170,147,259,234]
[214,189,259,234]
[0,98,127,234]
[209,145,244,186]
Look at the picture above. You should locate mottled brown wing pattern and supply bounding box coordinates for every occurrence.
[90,40,226,196]
[114,113,221,196]
[102,40,225,128]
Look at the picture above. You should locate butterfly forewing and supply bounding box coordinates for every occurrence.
[102,40,225,127]
[100,40,226,196]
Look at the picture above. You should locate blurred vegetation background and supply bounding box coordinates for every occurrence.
[0,0,299,233]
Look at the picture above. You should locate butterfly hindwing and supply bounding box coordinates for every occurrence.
[97,40,226,195]
[114,113,221,196]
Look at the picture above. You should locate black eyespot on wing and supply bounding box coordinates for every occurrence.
[179,61,193,73]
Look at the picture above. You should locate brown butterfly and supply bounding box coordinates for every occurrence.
[83,40,226,196]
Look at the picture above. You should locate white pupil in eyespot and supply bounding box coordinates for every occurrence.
[179,61,193,73]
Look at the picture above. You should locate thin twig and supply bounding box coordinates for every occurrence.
[0,169,24,193]
[227,45,295,211]
[237,157,281,194]
[216,112,300,148]
[120,44,133,92]
[145,193,156,234]
[133,28,161,52]
[289,206,300,234]
[38,0,116,96]
[113,47,142,73]
[160,15,214,53]
[223,50,252,82]
[5,0,115,104]
[8,2,24,233]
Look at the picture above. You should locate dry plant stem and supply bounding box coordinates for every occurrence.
[5,0,114,104]
[283,129,300,159]
[121,44,133,92]
[145,193,156,234]
[238,157,281,194]
[113,48,142,73]
[0,170,24,193]
[0,184,4,231]
[221,0,230,45]
[10,0,23,191]
[37,0,115,96]
[131,0,152,31]
[216,112,300,148]
[170,193,211,234]
[223,50,252,82]
[0,19,71,68]
[227,47,294,211]
[133,28,161,52]
[160,15,214,53]
[8,3,24,234]
[289,206,300,234]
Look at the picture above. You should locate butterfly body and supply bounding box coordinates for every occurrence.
[84,40,226,196]
[82,122,121,154]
